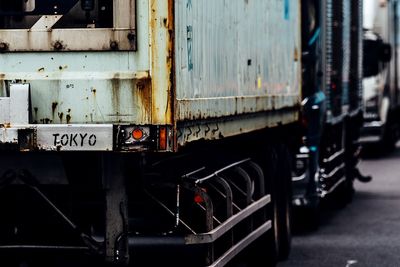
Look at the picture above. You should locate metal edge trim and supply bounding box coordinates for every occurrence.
[185,194,270,244]
[206,221,272,267]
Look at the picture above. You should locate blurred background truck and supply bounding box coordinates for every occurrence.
[360,0,400,152]
[292,0,366,229]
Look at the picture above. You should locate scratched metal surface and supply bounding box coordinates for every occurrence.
[341,0,351,108]
[349,0,363,114]
[0,0,151,124]
[174,0,301,121]
[322,0,347,123]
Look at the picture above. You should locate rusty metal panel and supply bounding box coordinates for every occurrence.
[0,0,136,52]
[0,127,18,144]
[177,110,299,147]
[149,0,174,125]
[0,0,152,125]
[174,0,301,123]
[0,53,151,124]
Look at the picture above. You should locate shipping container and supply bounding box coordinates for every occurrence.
[0,0,301,152]
[0,1,300,266]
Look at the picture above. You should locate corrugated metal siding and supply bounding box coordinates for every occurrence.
[342,0,351,107]
[322,0,333,118]
[323,0,352,122]
[329,0,343,118]
[174,0,301,121]
[349,0,363,113]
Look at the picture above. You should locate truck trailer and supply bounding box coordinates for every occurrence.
[360,0,400,152]
[292,0,365,228]
[0,1,300,266]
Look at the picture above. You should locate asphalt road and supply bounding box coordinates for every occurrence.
[278,145,400,267]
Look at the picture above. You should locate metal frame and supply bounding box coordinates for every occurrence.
[180,160,271,266]
[185,195,271,244]
[132,159,272,267]
[0,169,103,255]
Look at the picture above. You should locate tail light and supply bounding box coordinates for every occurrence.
[116,125,173,152]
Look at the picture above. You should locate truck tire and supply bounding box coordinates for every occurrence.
[293,201,320,232]
[325,175,353,210]
[274,145,292,261]
[382,121,398,153]
[245,147,279,267]
[250,144,292,264]
[244,143,292,266]
[245,225,277,267]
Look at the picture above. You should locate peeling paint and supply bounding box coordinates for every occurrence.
[150,0,174,125]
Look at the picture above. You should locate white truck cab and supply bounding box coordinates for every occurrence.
[360,0,400,150]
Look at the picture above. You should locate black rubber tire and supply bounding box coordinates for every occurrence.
[338,178,355,206]
[326,177,354,210]
[245,144,292,266]
[274,145,292,261]
[382,122,398,153]
[293,203,320,232]
[244,147,278,267]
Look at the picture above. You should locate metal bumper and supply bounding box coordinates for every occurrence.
[0,124,113,151]
[359,121,385,144]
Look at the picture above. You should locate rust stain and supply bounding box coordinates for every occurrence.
[66,114,71,124]
[110,41,119,50]
[58,112,64,122]
[294,47,299,62]
[150,0,175,124]
[52,102,58,113]
[51,102,58,120]
[167,0,175,126]
[53,40,64,51]
[111,74,121,115]
[135,78,152,122]
[33,107,38,122]
[38,67,45,72]
[0,42,9,51]
[40,118,52,124]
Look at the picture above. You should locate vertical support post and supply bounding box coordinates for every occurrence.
[102,152,129,265]
[183,182,215,265]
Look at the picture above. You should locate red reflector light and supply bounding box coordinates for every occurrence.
[194,194,204,204]
[194,188,207,204]
[132,128,144,140]
[159,127,167,150]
